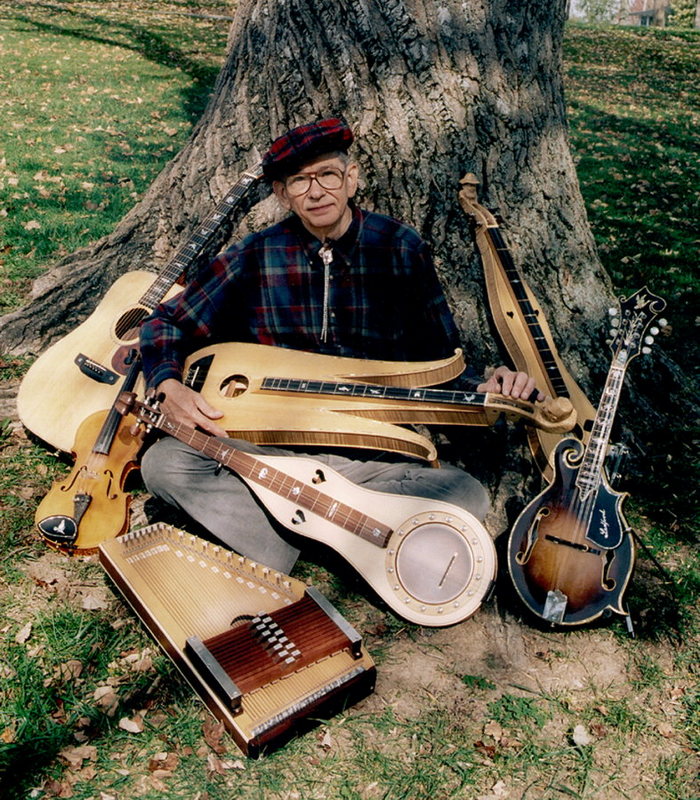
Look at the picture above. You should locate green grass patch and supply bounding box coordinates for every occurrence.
[0,0,230,311]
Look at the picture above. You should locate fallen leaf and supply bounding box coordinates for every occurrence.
[483,720,504,742]
[572,724,593,746]
[15,622,32,644]
[1,726,16,743]
[318,729,333,750]
[206,753,226,775]
[220,759,245,770]
[93,685,119,716]
[59,744,97,769]
[57,660,84,681]
[118,715,145,734]
[203,719,227,754]
[80,589,110,610]
[22,220,41,231]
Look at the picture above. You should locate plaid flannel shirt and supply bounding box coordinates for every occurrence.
[140,204,461,389]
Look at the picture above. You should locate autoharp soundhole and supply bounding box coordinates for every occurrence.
[395,523,473,605]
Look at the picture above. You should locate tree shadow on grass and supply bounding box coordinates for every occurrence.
[4,3,229,123]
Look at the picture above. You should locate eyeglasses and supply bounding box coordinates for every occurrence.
[284,167,346,197]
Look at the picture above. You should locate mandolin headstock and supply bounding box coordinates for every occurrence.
[608,287,667,366]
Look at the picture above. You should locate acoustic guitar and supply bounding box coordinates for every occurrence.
[506,288,666,626]
[16,165,263,453]
[183,342,576,463]
[458,174,597,478]
[116,391,498,627]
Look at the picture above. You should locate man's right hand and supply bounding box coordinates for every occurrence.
[155,379,227,437]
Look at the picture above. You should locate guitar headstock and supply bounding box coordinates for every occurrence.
[458,173,498,228]
[608,287,667,364]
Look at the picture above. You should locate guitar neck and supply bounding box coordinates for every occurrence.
[261,376,488,406]
[151,410,393,547]
[93,356,142,454]
[139,166,262,309]
[576,361,627,497]
[486,227,569,398]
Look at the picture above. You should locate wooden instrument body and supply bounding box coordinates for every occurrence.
[233,451,497,627]
[459,175,597,477]
[183,343,575,463]
[17,271,180,452]
[18,164,263,453]
[124,393,497,627]
[505,286,666,626]
[99,524,376,756]
[34,409,141,553]
[507,437,634,626]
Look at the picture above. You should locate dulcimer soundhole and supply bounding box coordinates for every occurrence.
[394,522,473,605]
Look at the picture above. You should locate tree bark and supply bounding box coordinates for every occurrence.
[0,0,687,518]
[1,0,603,370]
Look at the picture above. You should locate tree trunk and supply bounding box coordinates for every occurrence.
[0,0,687,519]
[1,0,603,367]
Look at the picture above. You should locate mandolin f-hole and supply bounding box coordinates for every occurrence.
[602,548,618,592]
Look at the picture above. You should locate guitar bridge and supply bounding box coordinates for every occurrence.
[75,353,118,384]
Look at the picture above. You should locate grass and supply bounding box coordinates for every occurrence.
[0,7,699,800]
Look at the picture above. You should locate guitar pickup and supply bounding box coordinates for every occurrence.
[75,353,118,384]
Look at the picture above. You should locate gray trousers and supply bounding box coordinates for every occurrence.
[141,436,490,574]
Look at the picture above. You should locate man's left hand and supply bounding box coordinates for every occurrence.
[477,365,545,402]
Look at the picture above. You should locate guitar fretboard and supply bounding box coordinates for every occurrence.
[139,166,263,309]
[488,227,569,398]
[261,377,486,407]
[93,355,142,454]
[155,415,393,548]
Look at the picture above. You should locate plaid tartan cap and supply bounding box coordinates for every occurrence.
[262,117,354,180]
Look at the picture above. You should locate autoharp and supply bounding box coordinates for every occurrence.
[98,523,376,756]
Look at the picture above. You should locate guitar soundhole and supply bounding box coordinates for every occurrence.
[220,375,249,398]
[395,523,472,605]
[115,307,150,341]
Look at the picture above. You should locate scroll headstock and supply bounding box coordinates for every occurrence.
[458,173,499,229]
[608,287,667,365]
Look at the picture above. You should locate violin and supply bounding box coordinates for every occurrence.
[35,354,144,553]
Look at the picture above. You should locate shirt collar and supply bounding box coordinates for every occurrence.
[287,203,362,266]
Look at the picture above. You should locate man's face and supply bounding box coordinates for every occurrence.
[273,154,359,240]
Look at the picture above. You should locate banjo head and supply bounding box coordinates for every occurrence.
[384,511,496,626]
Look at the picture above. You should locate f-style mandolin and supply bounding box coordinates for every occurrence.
[506,288,666,626]
[116,392,498,627]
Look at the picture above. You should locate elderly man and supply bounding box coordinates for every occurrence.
[139,117,539,572]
